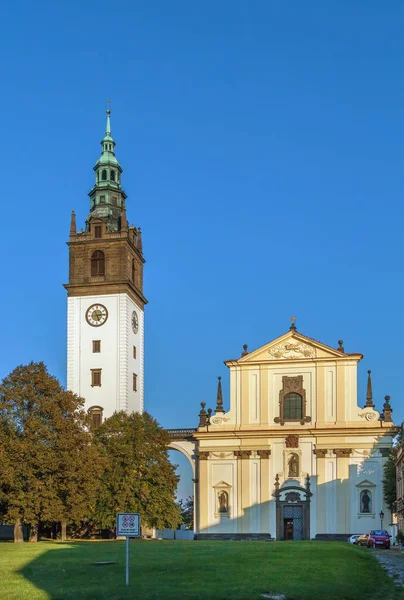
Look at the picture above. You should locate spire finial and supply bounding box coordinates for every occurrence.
[70,210,76,236]
[365,370,374,408]
[105,98,111,135]
[290,316,297,331]
[215,376,224,414]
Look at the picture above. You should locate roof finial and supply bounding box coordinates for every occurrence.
[290,316,297,331]
[382,395,393,422]
[241,344,248,357]
[105,98,111,135]
[215,376,224,414]
[70,210,76,236]
[337,340,345,353]
[365,370,374,408]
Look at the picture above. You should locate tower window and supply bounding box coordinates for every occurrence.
[100,195,105,204]
[89,406,103,429]
[133,345,136,359]
[132,259,135,283]
[133,374,137,392]
[91,250,105,276]
[91,369,102,387]
[93,340,101,353]
[111,170,115,181]
[94,226,102,239]
[101,169,107,181]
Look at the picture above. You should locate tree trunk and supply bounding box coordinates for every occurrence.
[29,521,39,542]
[61,521,67,541]
[14,520,24,543]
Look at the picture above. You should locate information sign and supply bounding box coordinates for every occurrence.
[116,513,140,586]
[116,513,140,538]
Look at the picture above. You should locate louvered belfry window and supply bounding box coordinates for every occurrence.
[91,250,105,276]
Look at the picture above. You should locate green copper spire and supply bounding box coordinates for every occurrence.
[86,106,127,232]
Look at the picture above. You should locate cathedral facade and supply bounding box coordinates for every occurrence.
[171,325,397,540]
[65,110,147,427]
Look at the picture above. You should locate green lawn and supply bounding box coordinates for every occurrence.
[0,540,402,600]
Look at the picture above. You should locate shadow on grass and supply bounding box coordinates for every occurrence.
[15,540,403,600]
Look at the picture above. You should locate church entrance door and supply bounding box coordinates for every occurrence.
[284,519,294,540]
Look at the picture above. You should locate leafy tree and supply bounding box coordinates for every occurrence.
[383,429,403,513]
[0,362,103,542]
[93,411,180,532]
[177,496,194,529]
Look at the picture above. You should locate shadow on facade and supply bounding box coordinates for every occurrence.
[197,433,394,541]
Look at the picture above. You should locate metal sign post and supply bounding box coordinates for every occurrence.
[116,513,140,586]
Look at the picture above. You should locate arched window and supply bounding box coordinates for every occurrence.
[283,393,303,420]
[101,169,107,181]
[132,258,135,283]
[89,406,103,429]
[111,170,115,182]
[91,250,105,276]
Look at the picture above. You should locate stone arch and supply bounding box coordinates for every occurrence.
[168,440,196,477]
[168,440,197,532]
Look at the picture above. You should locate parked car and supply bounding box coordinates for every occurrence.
[366,530,391,549]
[356,533,369,546]
[348,534,361,544]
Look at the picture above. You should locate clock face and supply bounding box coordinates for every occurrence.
[86,304,108,327]
[132,310,139,334]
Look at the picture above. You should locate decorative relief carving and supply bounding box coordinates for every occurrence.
[285,491,301,503]
[211,416,230,425]
[313,449,328,458]
[333,448,353,458]
[379,448,391,458]
[234,450,252,459]
[257,449,271,458]
[274,375,311,426]
[268,342,316,360]
[285,434,299,448]
[197,451,210,460]
[358,407,380,421]
[211,452,234,459]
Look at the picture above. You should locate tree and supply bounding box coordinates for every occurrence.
[383,429,403,514]
[93,411,181,532]
[177,496,194,530]
[0,362,103,542]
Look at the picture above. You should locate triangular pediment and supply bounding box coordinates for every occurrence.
[356,479,376,488]
[213,480,231,489]
[232,330,360,364]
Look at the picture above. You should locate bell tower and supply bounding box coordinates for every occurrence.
[65,108,147,424]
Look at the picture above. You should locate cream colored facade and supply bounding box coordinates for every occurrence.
[172,327,397,540]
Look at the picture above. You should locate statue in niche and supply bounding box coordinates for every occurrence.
[218,491,228,513]
[288,453,299,478]
[361,490,371,513]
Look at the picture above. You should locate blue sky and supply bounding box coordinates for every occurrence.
[1,1,404,498]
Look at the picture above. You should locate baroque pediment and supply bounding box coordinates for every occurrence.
[229,330,358,365]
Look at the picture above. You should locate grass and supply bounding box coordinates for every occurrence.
[0,540,403,600]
